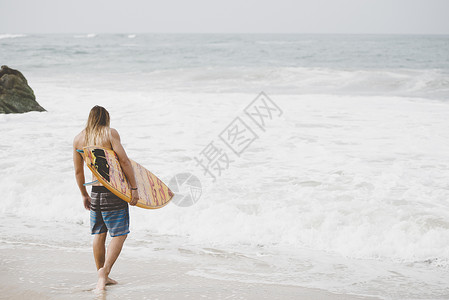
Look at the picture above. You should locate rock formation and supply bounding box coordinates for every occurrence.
[0,65,46,114]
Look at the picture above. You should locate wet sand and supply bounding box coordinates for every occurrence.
[0,244,379,300]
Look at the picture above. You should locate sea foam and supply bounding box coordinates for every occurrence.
[0,34,26,39]
[1,88,449,267]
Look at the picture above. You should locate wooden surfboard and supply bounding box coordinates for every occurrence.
[82,146,174,209]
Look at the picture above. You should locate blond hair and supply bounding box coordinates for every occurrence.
[84,105,111,146]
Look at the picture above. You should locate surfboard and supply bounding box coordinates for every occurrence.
[81,146,174,209]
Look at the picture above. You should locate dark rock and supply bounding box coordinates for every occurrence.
[0,65,46,114]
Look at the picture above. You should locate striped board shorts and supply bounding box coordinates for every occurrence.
[90,186,130,237]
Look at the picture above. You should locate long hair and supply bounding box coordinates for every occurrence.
[84,105,110,146]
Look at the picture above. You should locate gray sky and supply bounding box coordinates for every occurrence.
[1,0,448,34]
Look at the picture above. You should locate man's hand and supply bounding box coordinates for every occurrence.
[82,195,91,210]
[130,189,139,206]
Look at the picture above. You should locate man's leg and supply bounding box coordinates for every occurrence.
[93,232,107,270]
[93,232,119,286]
[96,234,127,290]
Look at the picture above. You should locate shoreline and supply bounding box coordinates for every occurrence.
[0,243,379,300]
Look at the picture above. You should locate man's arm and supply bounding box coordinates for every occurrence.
[110,128,139,205]
[73,137,91,210]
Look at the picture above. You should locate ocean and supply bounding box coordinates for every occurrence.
[1,33,449,299]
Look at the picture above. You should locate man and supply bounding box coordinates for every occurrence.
[73,105,139,290]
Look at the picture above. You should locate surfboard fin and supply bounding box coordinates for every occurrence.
[83,180,99,186]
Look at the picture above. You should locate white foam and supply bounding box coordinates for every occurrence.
[1,87,449,265]
[0,33,26,39]
[69,67,447,99]
[73,33,96,38]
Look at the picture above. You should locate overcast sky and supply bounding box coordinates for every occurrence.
[1,0,448,34]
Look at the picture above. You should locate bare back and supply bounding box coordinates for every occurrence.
[74,128,113,186]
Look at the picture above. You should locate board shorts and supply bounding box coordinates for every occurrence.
[90,186,130,237]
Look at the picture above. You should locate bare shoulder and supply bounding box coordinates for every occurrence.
[73,130,85,148]
[110,128,121,140]
[109,128,127,154]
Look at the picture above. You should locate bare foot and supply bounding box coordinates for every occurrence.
[106,277,118,285]
[96,267,108,290]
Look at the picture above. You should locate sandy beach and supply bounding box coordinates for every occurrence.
[0,243,379,300]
